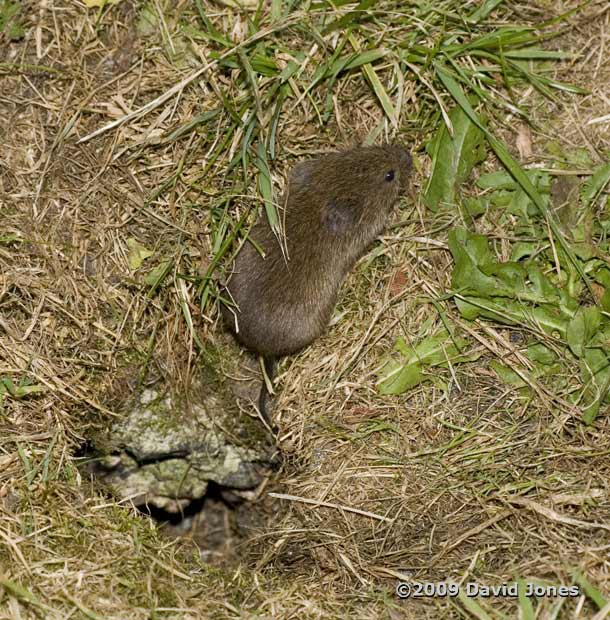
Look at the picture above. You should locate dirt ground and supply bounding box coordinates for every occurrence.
[1,1,609,619]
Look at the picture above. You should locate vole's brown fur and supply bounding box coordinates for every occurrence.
[222,144,411,415]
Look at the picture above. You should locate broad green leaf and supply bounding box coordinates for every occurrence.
[448,229,562,304]
[462,197,488,218]
[137,4,157,36]
[580,348,610,424]
[566,307,601,358]
[527,343,557,366]
[435,62,593,297]
[0,0,23,40]
[477,169,515,190]
[377,329,480,395]
[378,361,423,395]
[126,238,154,270]
[454,296,569,335]
[510,241,537,262]
[0,377,45,399]
[490,361,527,388]
[424,105,486,210]
[546,142,594,168]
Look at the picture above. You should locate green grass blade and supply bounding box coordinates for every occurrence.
[322,0,378,34]
[573,572,608,609]
[581,161,610,210]
[518,580,535,620]
[255,141,278,231]
[503,49,573,59]
[466,0,504,24]
[456,591,498,619]
[348,34,396,125]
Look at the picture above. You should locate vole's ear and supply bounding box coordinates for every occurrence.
[321,199,355,234]
[288,160,316,189]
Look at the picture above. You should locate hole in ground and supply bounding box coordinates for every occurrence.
[76,441,280,566]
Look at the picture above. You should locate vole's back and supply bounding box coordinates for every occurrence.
[223,145,412,358]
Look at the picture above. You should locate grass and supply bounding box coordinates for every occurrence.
[0,0,609,618]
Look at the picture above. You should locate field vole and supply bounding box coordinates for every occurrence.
[222,144,412,419]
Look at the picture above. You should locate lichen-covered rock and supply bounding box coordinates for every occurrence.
[92,334,276,513]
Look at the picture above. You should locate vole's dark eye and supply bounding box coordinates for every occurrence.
[384,170,395,182]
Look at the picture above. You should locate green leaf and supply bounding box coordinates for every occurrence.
[490,361,527,388]
[448,229,522,299]
[580,348,610,424]
[377,329,480,395]
[424,105,486,210]
[0,377,45,399]
[0,233,22,245]
[567,307,601,358]
[581,161,610,210]
[527,343,557,366]
[250,53,279,77]
[377,360,423,395]
[510,241,537,262]
[448,228,577,337]
[0,0,24,40]
[462,197,488,219]
[435,62,594,297]
[477,169,515,191]
[137,3,157,36]
[126,238,154,270]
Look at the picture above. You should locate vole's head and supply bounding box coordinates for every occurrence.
[289,144,412,236]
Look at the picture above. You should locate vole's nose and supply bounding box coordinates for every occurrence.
[398,146,412,171]
[391,144,412,187]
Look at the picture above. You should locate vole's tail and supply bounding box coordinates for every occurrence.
[259,356,277,429]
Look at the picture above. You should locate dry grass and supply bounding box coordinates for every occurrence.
[1,0,609,618]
